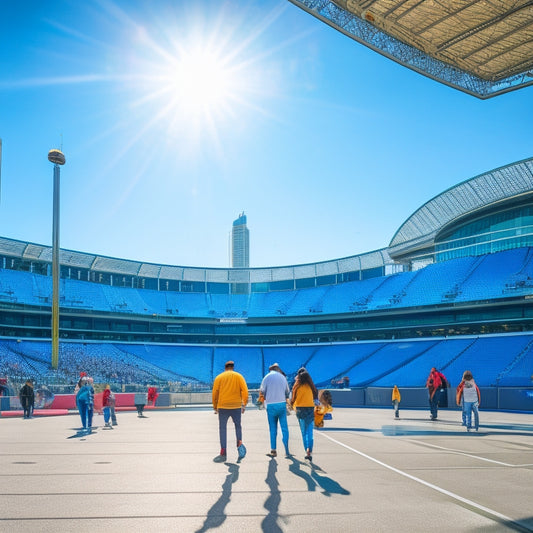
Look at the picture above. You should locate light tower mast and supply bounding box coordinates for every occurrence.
[47,148,66,370]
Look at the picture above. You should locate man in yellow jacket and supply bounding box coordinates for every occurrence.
[212,361,249,462]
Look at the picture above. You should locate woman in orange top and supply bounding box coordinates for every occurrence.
[290,367,318,461]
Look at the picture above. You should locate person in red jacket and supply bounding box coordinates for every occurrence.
[426,368,441,420]
[102,384,113,428]
[147,386,159,406]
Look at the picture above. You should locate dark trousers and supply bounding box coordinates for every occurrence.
[429,393,439,418]
[218,408,242,450]
[22,402,33,418]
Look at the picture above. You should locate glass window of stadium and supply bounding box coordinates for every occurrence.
[361,266,384,280]
[295,277,315,289]
[208,282,230,294]
[160,279,179,291]
[270,279,294,291]
[436,204,533,261]
[181,281,206,293]
[317,274,336,286]
[339,271,360,283]
[251,282,269,293]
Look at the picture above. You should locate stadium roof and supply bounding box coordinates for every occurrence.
[388,156,533,259]
[289,0,533,99]
[0,235,392,283]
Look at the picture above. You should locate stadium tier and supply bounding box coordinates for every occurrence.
[0,335,531,389]
[1,246,533,317]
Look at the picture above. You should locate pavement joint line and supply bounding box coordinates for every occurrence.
[403,439,533,467]
[317,431,531,532]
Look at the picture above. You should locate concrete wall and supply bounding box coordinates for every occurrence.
[331,387,533,411]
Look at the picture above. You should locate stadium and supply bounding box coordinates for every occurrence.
[1,156,533,411]
[2,3,533,531]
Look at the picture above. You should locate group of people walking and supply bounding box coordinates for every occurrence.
[19,362,481,447]
[212,361,333,463]
[75,374,118,432]
[417,367,481,431]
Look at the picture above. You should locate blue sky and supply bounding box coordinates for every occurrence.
[1,0,532,268]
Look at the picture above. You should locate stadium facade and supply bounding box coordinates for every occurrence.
[1,157,533,395]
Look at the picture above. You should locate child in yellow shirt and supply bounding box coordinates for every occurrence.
[314,390,333,428]
[392,385,401,419]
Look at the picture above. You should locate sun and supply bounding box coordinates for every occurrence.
[124,23,258,153]
[169,47,234,111]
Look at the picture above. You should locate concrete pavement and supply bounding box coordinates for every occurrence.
[1,406,532,532]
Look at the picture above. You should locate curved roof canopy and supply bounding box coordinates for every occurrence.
[289,0,533,98]
[388,157,533,259]
[0,235,392,284]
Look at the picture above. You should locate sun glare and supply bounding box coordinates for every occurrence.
[35,2,290,162]
[126,24,258,153]
[171,49,233,110]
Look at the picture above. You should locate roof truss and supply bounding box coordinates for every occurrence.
[289,0,533,98]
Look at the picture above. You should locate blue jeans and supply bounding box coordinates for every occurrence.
[218,408,242,450]
[266,402,289,452]
[296,407,314,453]
[464,401,479,430]
[103,406,110,424]
[392,400,400,417]
[461,400,467,426]
[78,400,93,429]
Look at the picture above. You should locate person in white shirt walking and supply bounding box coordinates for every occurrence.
[260,363,290,457]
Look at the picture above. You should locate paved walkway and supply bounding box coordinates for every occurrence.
[1,406,533,532]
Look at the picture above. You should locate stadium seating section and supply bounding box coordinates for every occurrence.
[2,247,533,318]
[0,334,532,389]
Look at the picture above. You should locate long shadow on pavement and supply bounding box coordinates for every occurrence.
[262,457,283,533]
[287,455,350,496]
[195,463,239,533]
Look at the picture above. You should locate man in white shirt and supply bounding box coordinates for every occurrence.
[260,363,290,457]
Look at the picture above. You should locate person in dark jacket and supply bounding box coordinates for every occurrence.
[19,379,34,419]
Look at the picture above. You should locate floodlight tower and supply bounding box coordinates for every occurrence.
[48,148,66,370]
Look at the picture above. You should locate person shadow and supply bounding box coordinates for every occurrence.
[287,455,316,491]
[262,457,283,533]
[309,462,350,496]
[287,455,350,496]
[67,427,96,439]
[195,463,239,533]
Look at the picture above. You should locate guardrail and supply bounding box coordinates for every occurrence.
[2,387,532,412]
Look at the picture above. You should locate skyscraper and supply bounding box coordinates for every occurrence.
[231,212,249,268]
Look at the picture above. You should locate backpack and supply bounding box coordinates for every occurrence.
[438,373,448,389]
